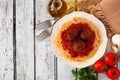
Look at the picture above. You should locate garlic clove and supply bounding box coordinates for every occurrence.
[111,34,120,47]
[111,45,118,53]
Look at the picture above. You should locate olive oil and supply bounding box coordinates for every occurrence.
[48,0,67,18]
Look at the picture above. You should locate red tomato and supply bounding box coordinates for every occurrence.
[93,60,106,73]
[106,67,120,79]
[105,52,119,66]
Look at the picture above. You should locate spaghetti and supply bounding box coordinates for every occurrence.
[54,17,101,61]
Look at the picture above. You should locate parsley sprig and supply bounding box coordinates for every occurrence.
[72,67,97,80]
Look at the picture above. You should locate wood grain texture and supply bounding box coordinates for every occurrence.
[57,60,74,80]
[35,40,55,80]
[35,0,55,80]
[16,0,34,80]
[0,0,14,80]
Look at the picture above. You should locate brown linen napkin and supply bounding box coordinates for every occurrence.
[100,0,120,33]
[90,5,116,38]
[75,0,120,37]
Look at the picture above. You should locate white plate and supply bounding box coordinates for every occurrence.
[51,11,108,68]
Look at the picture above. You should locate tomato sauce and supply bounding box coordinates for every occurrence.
[61,23,95,58]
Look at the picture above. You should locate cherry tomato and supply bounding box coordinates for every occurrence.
[106,67,120,79]
[105,52,119,66]
[93,60,106,73]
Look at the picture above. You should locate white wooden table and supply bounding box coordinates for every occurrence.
[0,0,120,80]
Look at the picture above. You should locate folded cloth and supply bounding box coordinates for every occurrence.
[100,0,120,33]
[75,0,120,37]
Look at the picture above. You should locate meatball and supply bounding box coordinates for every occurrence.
[80,29,94,41]
[73,40,86,53]
[64,28,78,41]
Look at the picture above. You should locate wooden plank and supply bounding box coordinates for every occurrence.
[16,0,34,80]
[57,60,74,80]
[35,0,55,80]
[35,41,55,80]
[0,0,14,80]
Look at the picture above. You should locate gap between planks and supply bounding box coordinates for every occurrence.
[13,0,36,80]
[33,0,36,80]
[13,0,17,80]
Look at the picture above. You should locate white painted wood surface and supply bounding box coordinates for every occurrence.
[0,0,14,80]
[16,0,34,80]
[35,0,75,80]
[35,0,55,80]
[57,60,74,80]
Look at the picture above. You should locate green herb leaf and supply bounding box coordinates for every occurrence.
[71,69,77,77]
[71,67,97,80]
